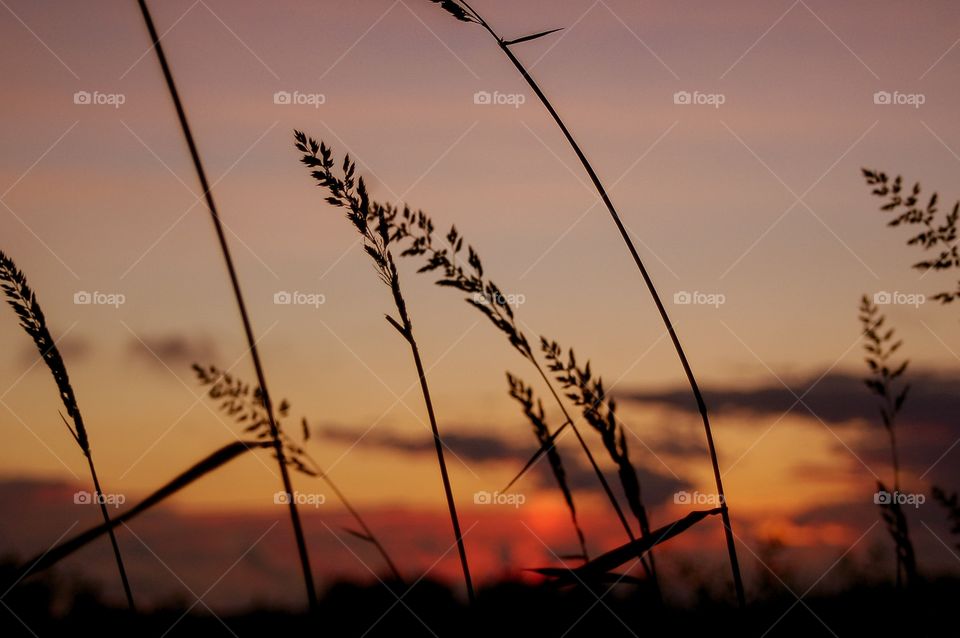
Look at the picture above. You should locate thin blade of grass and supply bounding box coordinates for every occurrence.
[532,508,721,584]
[11,440,270,580]
[503,28,563,46]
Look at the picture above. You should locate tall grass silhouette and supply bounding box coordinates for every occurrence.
[506,373,588,560]
[542,338,660,593]
[132,0,317,609]
[0,250,136,609]
[294,132,474,602]
[858,295,917,587]
[862,169,960,304]
[426,0,745,606]
[393,210,651,577]
[194,363,402,580]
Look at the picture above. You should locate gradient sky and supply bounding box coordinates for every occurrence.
[2,0,960,606]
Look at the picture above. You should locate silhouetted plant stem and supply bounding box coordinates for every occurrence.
[433,0,745,609]
[133,0,316,610]
[0,251,135,610]
[85,454,136,609]
[296,134,475,602]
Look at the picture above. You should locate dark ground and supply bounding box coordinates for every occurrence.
[1,565,955,637]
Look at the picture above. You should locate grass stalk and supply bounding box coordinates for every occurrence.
[428,0,745,608]
[133,0,317,610]
[295,133,474,602]
[0,250,135,610]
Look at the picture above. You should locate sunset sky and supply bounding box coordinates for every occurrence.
[2,0,960,607]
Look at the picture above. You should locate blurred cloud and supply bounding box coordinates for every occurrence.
[125,333,218,370]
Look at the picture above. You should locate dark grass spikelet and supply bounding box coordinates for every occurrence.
[859,295,916,587]
[507,372,587,560]
[932,487,960,550]
[0,249,136,609]
[862,169,960,303]
[194,363,403,580]
[0,250,88,450]
[295,130,473,601]
[542,338,658,584]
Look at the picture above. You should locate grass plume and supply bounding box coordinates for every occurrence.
[295,131,474,602]
[194,364,402,580]
[859,295,916,587]
[862,169,960,303]
[393,209,647,559]
[0,249,136,609]
[507,373,588,560]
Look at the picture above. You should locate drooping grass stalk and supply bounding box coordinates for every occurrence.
[394,213,645,564]
[507,373,588,561]
[132,0,317,609]
[0,250,136,610]
[859,296,916,587]
[295,133,474,602]
[194,364,403,581]
[427,0,746,608]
